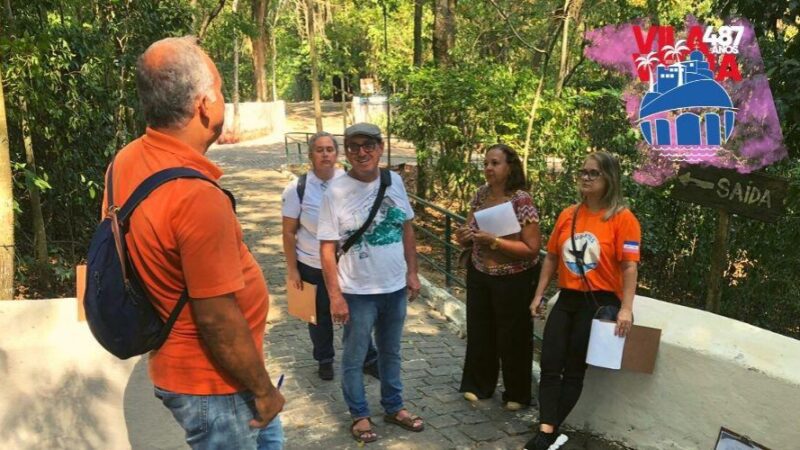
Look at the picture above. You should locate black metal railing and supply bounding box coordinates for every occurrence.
[408,193,467,289]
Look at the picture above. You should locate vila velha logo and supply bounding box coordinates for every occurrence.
[633,25,741,162]
[584,18,786,186]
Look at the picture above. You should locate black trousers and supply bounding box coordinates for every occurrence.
[538,289,621,426]
[459,263,537,404]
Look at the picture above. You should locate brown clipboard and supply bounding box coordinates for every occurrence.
[621,324,661,374]
[286,277,318,325]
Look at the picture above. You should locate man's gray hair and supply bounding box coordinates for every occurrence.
[307,131,339,154]
[136,36,216,128]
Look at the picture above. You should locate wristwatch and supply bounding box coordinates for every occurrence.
[490,237,500,250]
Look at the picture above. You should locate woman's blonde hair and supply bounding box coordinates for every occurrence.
[584,151,627,221]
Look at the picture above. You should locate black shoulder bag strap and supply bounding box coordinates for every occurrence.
[570,203,600,309]
[570,204,623,321]
[296,173,308,204]
[337,168,392,261]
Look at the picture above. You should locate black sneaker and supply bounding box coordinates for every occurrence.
[523,430,557,450]
[362,361,380,380]
[318,362,334,380]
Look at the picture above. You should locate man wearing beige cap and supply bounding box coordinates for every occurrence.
[317,123,424,443]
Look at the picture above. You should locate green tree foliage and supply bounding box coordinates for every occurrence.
[1,0,194,295]
[1,0,797,337]
[392,0,800,337]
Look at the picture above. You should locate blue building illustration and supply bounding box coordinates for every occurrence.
[638,50,735,147]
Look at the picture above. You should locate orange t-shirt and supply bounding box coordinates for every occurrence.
[102,128,269,395]
[546,205,641,300]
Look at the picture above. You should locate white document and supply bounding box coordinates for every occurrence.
[473,201,521,237]
[586,319,626,369]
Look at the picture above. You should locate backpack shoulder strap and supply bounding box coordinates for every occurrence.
[296,173,308,204]
[106,161,115,209]
[117,168,214,222]
[379,167,392,187]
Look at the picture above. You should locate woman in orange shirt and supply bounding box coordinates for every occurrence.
[525,151,641,450]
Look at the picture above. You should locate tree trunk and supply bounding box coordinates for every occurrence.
[341,74,347,133]
[433,0,456,67]
[382,2,389,54]
[306,0,323,132]
[521,19,563,174]
[232,0,241,135]
[190,0,198,31]
[416,148,429,200]
[20,101,47,265]
[198,0,227,40]
[413,0,423,66]
[556,0,584,96]
[555,0,571,96]
[706,209,730,313]
[270,27,278,101]
[0,68,14,299]
[252,0,268,101]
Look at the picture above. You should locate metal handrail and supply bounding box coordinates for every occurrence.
[407,193,467,289]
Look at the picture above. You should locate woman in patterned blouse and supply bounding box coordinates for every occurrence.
[455,144,542,411]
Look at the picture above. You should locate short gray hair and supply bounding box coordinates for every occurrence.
[307,131,339,154]
[135,36,216,128]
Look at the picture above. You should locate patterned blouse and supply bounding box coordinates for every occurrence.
[469,185,540,276]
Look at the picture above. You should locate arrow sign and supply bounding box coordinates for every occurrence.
[671,166,788,222]
[677,171,715,190]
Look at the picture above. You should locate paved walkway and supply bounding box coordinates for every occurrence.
[205,106,628,449]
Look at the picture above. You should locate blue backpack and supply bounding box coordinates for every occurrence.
[84,163,234,359]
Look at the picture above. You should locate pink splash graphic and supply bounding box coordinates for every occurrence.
[585,22,643,78]
[586,17,787,186]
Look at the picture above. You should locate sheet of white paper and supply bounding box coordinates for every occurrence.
[586,319,626,369]
[473,201,521,237]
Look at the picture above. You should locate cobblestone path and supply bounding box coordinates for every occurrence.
[205,106,628,449]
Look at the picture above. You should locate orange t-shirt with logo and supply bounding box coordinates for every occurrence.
[546,204,641,300]
[102,128,269,395]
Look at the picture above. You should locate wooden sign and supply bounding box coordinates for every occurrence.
[671,166,788,222]
[76,264,86,321]
[360,78,375,95]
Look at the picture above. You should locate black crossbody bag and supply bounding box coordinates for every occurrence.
[336,168,392,262]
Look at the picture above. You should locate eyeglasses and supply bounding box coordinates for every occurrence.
[578,169,602,180]
[312,146,336,153]
[345,141,378,154]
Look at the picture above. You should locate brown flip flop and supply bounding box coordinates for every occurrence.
[351,417,378,443]
[384,410,424,432]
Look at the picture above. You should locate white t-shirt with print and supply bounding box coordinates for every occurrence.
[317,170,415,295]
[281,169,345,269]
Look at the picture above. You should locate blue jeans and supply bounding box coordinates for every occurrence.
[154,387,284,450]
[341,288,408,418]
[297,261,377,366]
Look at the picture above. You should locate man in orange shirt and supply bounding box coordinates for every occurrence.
[103,36,284,448]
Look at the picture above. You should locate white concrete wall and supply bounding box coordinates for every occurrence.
[0,298,183,449]
[351,96,387,125]
[419,283,800,449]
[3,293,799,449]
[563,294,800,449]
[223,100,286,136]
